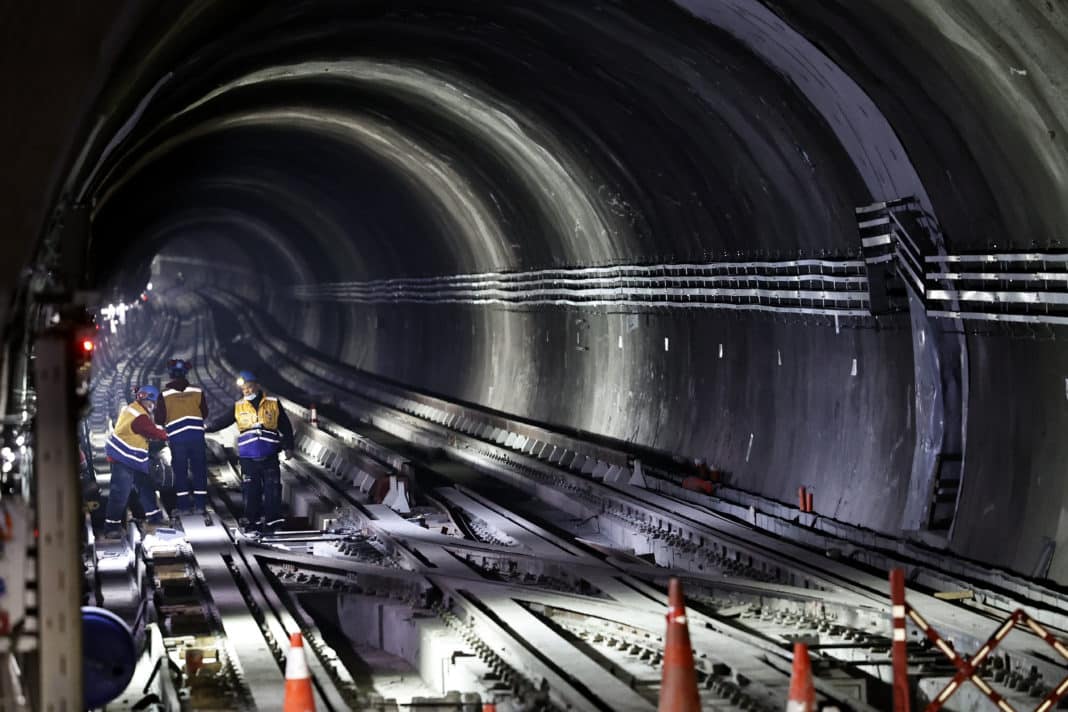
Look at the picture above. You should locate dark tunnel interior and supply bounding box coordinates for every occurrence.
[75,0,1068,583]
[7,0,1068,708]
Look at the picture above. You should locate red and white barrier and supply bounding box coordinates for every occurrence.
[889,568,1068,712]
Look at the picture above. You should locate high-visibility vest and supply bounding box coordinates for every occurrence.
[162,386,205,440]
[235,396,282,459]
[105,402,152,472]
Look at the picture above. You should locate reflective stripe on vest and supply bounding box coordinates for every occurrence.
[106,403,151,472]
[163,387,205,438]
[235,397,281,459]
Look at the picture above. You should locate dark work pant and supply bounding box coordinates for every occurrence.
[240,456,282,526]
[171,437,208,509]
[105,460,162,529]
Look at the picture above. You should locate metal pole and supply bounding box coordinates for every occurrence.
[34,333,82,711]
[890,568,911,712]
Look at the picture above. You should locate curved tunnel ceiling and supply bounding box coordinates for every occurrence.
[79,1,1068,579]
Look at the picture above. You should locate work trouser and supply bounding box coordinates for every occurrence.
[170,436,208,510]
[105,460,163,531]
[239,456,282,528]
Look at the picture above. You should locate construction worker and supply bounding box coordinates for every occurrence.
[103,385,169,538]
[207,370,294,533]
[156,358,209,514]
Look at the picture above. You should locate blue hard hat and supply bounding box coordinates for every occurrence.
[168,358,189,375]
[236,370,257,386]
[136,385,160,402]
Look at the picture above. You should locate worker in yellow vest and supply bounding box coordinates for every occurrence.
[207,370,294,534]
[155,358,209,514]
[103,385,169,539]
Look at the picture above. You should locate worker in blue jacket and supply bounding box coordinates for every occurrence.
[206,371,294,533]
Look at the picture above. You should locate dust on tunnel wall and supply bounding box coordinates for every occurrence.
[88,0,1068,577]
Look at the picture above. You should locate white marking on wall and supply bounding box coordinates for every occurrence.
[618,335,623,349]
[745,432,755,463]
[664,337,670,352]
[906,384,913,430]
[1064,377,1068,401]
[835,314,840,334]
[718,343,724,359]
[777,349,782,366]
[851,358,858,376]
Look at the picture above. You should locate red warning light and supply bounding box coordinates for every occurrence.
[81,339,94,353]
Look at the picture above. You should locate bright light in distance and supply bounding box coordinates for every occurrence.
[15,435,24,447]
[1,462,11,474]
[82,339,94,352]
[146,282,153,291]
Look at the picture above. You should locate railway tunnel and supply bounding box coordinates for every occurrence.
[4,1,1068,710]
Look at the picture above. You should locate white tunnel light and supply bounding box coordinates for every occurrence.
[146,282,153,290]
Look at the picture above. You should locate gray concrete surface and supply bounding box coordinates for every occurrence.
[7,0,1068,581]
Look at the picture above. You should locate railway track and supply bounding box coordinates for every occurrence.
[83,285,1068,710]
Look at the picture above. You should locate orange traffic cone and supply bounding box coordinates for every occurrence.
[658,578,701,712]
[787,642,816,712]
[284,632,316,712]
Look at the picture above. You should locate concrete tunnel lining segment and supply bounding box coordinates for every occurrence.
[60,0,1068,580]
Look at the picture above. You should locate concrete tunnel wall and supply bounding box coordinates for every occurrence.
[83,1,1068,579]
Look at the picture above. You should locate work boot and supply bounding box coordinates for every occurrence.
[143,514,167,535]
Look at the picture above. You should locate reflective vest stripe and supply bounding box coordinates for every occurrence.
[238,430,281,442]
[165,414,205,438]
[162,387,201,396]
[168,424,206,438]
[165,415,204,427]
[106,435,149,462]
